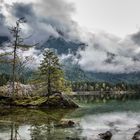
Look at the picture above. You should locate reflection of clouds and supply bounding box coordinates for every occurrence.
[80,112,140,140]
[18,125,31,140]
[0,125,30,140]
[0,111,139,140]
[1,0,140,73]
[1,0,78,44]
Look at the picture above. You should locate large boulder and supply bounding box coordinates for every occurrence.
[0,94,79,108]
[99,131,112,140]
[0,82,36,97]
[40,94,79,108]
[132,130,140,140]
[55,120,75,128]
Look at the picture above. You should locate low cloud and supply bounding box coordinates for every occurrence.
[77,31,140,73]
[8,0,77,44]
[130,31,140,46]
[0,13,9,36]
[1,0,140,73]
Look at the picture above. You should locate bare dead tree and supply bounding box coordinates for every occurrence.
[9,17,38,96]
[9,18,27,95]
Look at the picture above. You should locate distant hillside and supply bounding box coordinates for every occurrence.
[63,59,140,84]
[38,36,85,55]
[0,36,140,84]
[86,72,140,84]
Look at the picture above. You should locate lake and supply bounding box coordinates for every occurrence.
[0,100,140,140]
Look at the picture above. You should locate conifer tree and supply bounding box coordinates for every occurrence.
[39,49,66,98]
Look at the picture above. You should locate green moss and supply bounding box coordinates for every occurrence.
[13,96,62,106]
[0,94,78,108]
[14,97,48,106]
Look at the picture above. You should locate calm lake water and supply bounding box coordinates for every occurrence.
[0,100,140,140]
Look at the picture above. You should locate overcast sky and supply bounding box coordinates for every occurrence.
[68,0,140,38]
[2,0,140,37]
[1,0,140,73]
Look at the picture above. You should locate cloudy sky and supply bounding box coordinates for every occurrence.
[1,0,140,73]
[68,0,140,38]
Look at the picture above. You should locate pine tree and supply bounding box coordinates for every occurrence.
[39,49,66,98]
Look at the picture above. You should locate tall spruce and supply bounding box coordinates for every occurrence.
[39,49,65,97]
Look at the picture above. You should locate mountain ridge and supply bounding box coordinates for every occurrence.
[0,36,140,84]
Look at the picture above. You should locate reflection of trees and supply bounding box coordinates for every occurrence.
[10,123,20,140]
[30,121,83,140]
[30,118,54,140]
[0,118,83,140]
[0,108,75,125]
[0,108,78,139]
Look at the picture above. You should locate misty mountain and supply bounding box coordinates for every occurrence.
[63,59,140,84]
[38,36,85,55]
[0,36,140,84]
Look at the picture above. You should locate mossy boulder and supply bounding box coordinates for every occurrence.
[0,94,79,108]
[55,120,75,128]
[39,94,79,108]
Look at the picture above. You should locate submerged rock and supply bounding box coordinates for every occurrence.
[68,120,75,127]
[99,131,112,140]
[132,130,140,140]
[55,120,75,128]
[66,137,87,140]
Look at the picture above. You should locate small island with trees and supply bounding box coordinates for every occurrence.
[1,0,140,139]
[0,18,78,108]
[0,18,140,109]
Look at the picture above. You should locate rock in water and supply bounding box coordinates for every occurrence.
[132,130,140,140]
[68,120,75,127]
[66,137,81,140]
[55,120,75,128]
[99,131,112,140]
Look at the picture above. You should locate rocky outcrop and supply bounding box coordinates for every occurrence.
[55,120,75,128]
[0,82,36,97]
[99,131,112,140]
[0,82,79,108]
[0,94,79,108]
[40,94,79,108]
[66,137,81,140]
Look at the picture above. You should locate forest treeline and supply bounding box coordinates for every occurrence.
[0,18,71,98]
[0,73,139,92]
[0,17,139,98]
[71,82,140,92]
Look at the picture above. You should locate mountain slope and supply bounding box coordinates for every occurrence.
[38,36,85,55]
[63,58,140,84]
[0,36,140,84]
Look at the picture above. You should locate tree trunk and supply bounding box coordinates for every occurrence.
[10,123,14,140]
[12,22,19,96]
[47,59,51,98]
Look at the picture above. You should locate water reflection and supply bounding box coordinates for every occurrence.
[0,108,83,140]
[10,123,18,140]
[0,100,140,140]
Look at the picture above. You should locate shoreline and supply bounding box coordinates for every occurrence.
[0,95,79,109]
